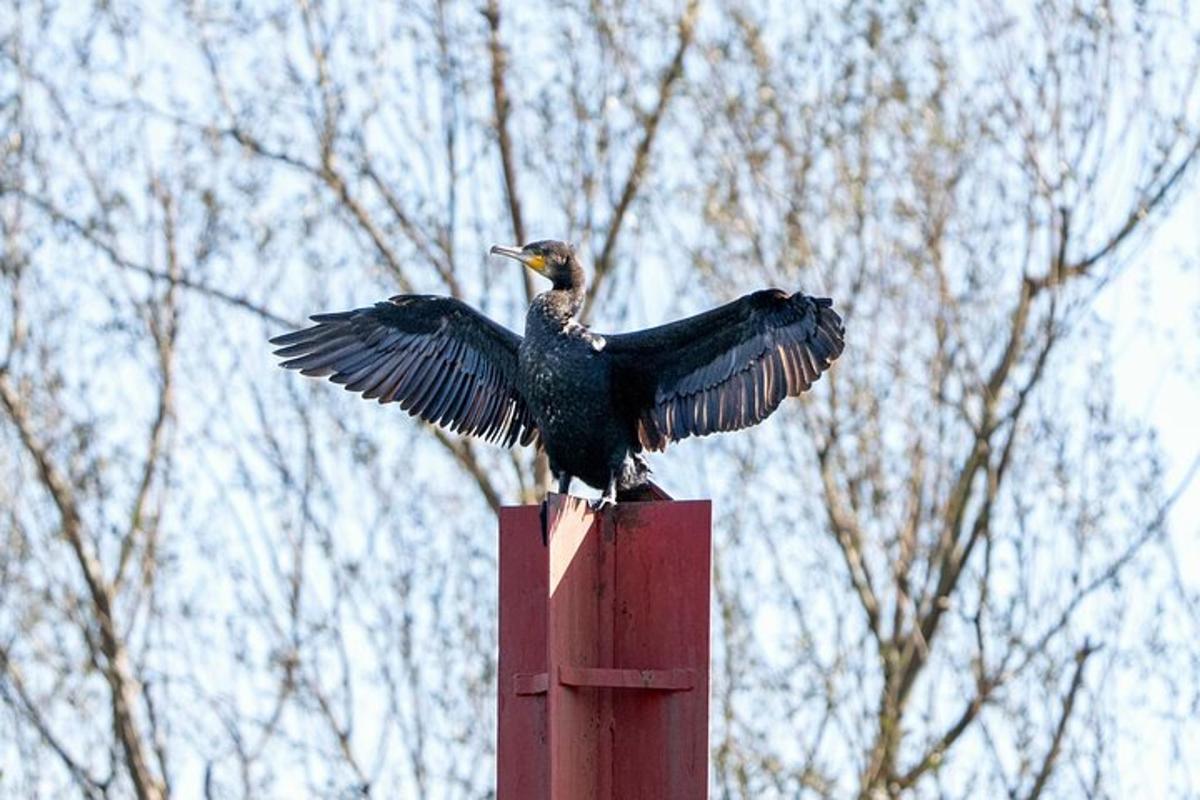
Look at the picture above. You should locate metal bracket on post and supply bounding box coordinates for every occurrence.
[514,667,696,695]
[498,494,712,800]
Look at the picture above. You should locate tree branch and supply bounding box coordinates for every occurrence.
[583,0,701,317]
[114,184,180,592]
[896,676,998,789]
[483,0,534,301]
[8,187,296,328]
[428,427,504,514]
[817,444,882,643]
[1036,134,1200,288]
[0,372,165,800]
[0,644,106,800]
[1025,642,1098,800]
[224,126,419,293]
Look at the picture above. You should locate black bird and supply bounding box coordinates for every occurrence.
[270,240,844,508]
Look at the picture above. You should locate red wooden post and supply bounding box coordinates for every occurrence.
[498,494,712,799]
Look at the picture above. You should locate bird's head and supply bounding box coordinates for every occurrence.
[490,240,582,291]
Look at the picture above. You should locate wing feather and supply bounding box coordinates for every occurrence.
[271,295,538,447]
[606,290,844,450]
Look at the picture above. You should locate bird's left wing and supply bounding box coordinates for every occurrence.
[270,295,538,447]
[604,289,844,451]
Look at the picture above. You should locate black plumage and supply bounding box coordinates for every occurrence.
[271,295,539,448]
[270,240,844,506]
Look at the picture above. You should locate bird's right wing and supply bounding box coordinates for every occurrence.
[270,295,539,447]
[604,290,844,450]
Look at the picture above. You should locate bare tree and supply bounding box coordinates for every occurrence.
[1,0,1197,798]
[682,3,1200,797]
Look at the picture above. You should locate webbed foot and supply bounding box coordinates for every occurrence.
[589,495,616,513]
[590,475,618,513]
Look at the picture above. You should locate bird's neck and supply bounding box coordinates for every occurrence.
[537,287,584,326]
[542,260,586,323]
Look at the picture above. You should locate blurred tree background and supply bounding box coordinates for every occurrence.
[2,0,1199,798]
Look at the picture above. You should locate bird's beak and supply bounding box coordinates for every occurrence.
[490,244,547,276]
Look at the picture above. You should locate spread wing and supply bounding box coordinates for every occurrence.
[605,290,844,450]
[270,295,538,447]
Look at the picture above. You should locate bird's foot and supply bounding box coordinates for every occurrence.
[589,489,617,514]
[591,475,619,513]
[589,496,615,513]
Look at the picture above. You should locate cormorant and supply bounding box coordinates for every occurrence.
[270,240,844,508]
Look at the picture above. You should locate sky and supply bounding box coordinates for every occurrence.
[1107,192,1199,526]
[1075,183,1199,795]
[4,1,1200,797]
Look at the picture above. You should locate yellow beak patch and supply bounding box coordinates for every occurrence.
[525,254,547,274]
